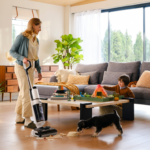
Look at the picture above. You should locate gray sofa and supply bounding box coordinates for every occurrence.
[35,61,150,105]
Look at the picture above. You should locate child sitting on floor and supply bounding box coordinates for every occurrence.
[100,74,135,117]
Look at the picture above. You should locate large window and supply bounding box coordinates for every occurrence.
[12,19,28,44]
[110,8,143,62]
[101,3,150,62]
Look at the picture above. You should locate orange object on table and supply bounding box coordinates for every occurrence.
[114,97,119,101]
[92,84,108,97]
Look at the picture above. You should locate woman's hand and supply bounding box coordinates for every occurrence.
[23,57,29,64]
[38,73,42,81]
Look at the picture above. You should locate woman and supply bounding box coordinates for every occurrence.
[10,18,42,129]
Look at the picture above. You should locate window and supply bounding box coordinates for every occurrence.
[145,7,150,61]
[12,7,39,44]
[109,8,143,62]
[12,19,28,44]
[100,3,150,62]
[101,12,108,62]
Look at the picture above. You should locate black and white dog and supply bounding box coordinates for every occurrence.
[77,110,123,137]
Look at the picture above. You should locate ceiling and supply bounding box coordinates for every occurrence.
[30,0,106,7]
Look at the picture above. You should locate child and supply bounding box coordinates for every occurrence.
[100,74,135,117]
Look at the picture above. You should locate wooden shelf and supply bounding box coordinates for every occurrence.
[0,65,59,102]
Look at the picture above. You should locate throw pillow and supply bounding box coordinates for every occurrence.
[136,71,150,88]
[54,69,76,83]
[79,71,100,84]
[101,71,133,85]
[67,74,90,85]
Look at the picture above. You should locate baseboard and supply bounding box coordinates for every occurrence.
[0,92,19,101]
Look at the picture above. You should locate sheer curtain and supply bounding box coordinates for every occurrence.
[74,9,101,64]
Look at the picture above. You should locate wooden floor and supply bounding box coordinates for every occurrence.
[0,100,150,150]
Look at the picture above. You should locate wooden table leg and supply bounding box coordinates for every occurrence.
[122,98,134,120]
[10,92,12,102]
[80,103,92,120]
[57,105,60,111]
[2,93,4,101]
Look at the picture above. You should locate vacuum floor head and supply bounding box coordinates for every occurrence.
[31,126,57,137]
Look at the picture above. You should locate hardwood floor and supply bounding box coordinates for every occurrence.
[0,100,150,150]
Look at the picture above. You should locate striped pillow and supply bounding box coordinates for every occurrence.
[67,74,90,85]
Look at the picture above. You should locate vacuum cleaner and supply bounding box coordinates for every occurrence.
[23,60,57,137]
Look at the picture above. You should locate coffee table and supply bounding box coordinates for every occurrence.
[41,98,134,121]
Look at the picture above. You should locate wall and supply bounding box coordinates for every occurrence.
[0,0,64,100]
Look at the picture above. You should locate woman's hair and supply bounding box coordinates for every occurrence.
[118,74,130,86]
[22,18,42,38]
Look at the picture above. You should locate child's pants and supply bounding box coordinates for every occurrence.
[14,61,35,118]
[99,105,122,118]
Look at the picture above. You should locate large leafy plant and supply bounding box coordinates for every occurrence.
[52,34,84,69]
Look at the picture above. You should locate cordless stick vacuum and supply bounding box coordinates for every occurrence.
[23,60,57,137]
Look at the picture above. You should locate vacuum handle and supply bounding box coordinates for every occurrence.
[23,60,32,72]
[23,60,32,90]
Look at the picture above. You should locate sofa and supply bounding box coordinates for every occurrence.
[35,61,150,105]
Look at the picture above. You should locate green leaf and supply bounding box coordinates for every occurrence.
[69,39,76,45]
[53,56,58,59]
[55,47,62,52]
[76,38,83,43]
[61,35,68,41]
[76,44,82,49]
[62,41,68,46]
[54,59,59,64]
[64,63,70,66]
[0,81,4,86]
[70,52,76,56]
[80,54,84,59]
[68,34,73,41]
[54,40,60,43]
[62,57,68,62]
[67,53,71,57]
[51,54,56,57]
[71,47,77,52]
[74,55,80,59]
[57,42,62,48]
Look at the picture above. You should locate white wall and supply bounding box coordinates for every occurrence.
[0,0,64,100]
[71,0,150,13]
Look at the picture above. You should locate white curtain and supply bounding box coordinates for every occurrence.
[74,9,101,64]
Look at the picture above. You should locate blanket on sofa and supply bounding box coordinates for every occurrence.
[35,82,80,95]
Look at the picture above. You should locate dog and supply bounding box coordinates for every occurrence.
[77,110,123,137]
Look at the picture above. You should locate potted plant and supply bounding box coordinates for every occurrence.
[52,34,84,69]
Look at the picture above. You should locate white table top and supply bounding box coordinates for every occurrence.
[41,99,130,108]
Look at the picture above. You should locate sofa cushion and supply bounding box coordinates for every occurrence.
[54,69,76,82]
[79,71,99,84]
[107,61,141,81]
[140,61,150,76]
[76,63,108,84]
[35,85,58,96]
[49,75,57,82]
[130,87,150,100]
[67,74,90,85]
[136,71,150,88]
[101,71,132,85]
